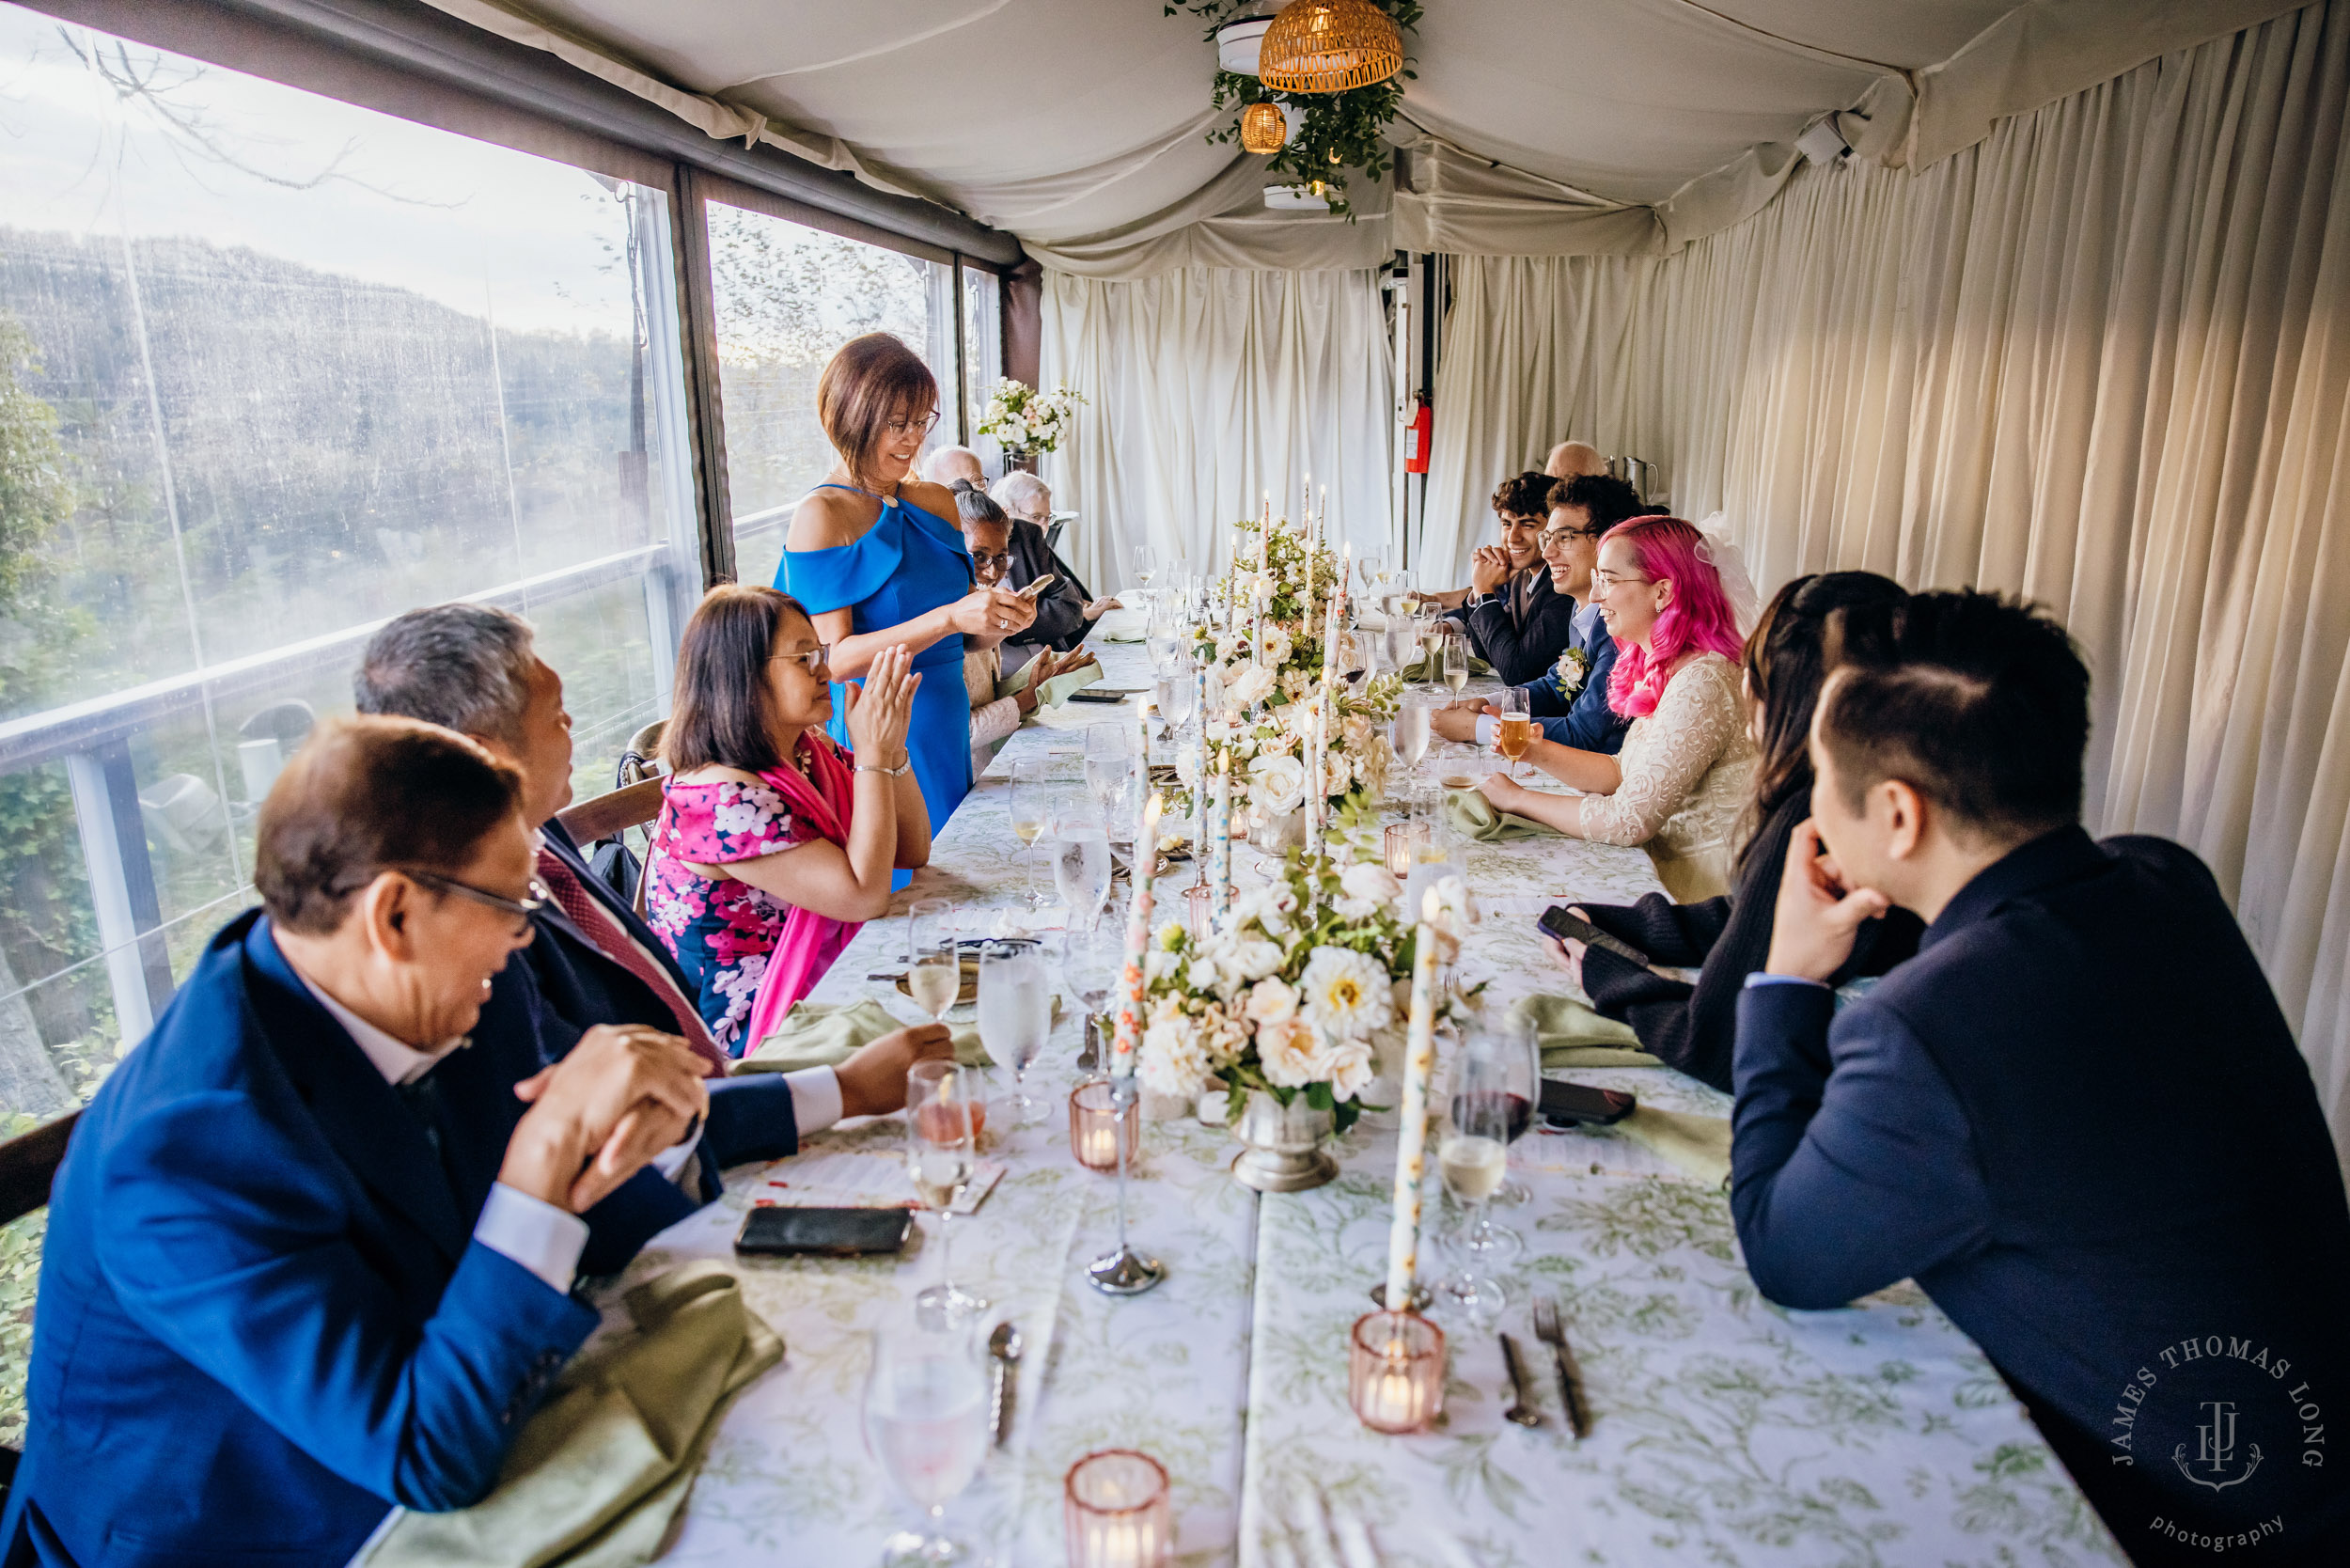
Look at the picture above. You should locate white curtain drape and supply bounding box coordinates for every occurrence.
[1425,1,2350,1168]
[1039,266,1392,592]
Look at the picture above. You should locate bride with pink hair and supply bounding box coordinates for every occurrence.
[1476,515,1758,901]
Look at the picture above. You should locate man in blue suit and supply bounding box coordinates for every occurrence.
[1732,590,2350,1564]
[1433,474,1652,758]
[354,604,950,1268]
[3,717,714,1565]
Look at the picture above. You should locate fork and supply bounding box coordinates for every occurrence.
[1531,1294,1592,1439]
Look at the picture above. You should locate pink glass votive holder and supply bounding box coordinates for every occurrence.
[1349,1309,1445,1434]
[1183,882,1214,937]
[1383,820,1430,877]
[1070,1079,1140,1173]
[1065,1449,1172,1568]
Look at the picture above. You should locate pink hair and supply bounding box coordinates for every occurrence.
[1603,516,1745,719]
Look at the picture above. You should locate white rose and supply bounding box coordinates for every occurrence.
[1228,664,1277,710]
[1314,1037,1377,1102]
[1186,957,1221,992]
[1250,753,1306,815]
[1234,936,1286,981]
[1255,1017,1321,1089]
[1244,977,1298,1025]
[1339,862,1401,907]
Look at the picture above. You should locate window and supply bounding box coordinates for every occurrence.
[963,263,1005,474]
[0,5,698,1132]
[707,199,960,589]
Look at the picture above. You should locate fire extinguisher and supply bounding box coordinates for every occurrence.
[1403,393,1433,474]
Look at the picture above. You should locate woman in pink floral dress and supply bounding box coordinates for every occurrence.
[645,586,931,1055]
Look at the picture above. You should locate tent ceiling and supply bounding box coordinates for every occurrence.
[423,0,2305,262]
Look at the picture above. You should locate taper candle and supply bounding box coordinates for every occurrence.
[1384,888,1442,1312]
[1211,754,1232,920]
[1190,667,1209,867]
[1109,792,1165,1083]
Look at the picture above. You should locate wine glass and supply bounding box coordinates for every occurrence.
[863,1313,990,1567]
[907,1060,987,1325]
[1434,626,1472,697]
[1438,1041,1516,1325]
[1009,760,1049,908]
[1491,1016,1543,1208]
[1059,919,1119,1068]
[906,900,960,1024]
[1154,666,1197,736]
[1131,543,1159,592]
[1083,724,1136,813]
[978,942,1051,1124]
[1494,687,1532,781]
[1052,796,1115,933]
[1392,692,1434,800]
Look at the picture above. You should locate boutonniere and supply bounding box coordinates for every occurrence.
[1551,646,1592,702]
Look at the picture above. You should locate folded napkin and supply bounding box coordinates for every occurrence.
[998,656,1104,709]
[1509,992,1657,1067]
[1444,788,1559,841]
[360,1262,782,1568]
[1094,608,1148,643]
[736,997,993,1074]
[1614,1105,1731,1188]
[1396,651,1493,679]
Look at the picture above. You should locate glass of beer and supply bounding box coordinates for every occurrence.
[1494,688,1533,780]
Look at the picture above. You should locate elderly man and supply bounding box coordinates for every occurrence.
[1544,439,1607,479]
[2,717,713,1563]
[355,604,950,1262]
[991,470,1119,651]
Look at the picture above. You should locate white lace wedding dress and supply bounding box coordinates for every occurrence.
[1577,652,1757,902]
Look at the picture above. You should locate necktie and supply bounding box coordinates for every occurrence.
[396,1072,449,1170]
[536,846,730,1074]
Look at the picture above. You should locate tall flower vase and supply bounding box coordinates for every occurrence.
[1002,447,1039,474]
[1230,1089,1339,1193]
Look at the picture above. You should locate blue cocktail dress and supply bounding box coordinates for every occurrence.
[779,486,976,842]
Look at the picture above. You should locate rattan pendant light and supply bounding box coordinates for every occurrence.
[1257,0,1403,94]
[1239,100,1288,154]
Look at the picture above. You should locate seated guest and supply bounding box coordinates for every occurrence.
[1475,514,1756,900]
[1539,572,1920,1090]
[355,604,951,1258]
[645,587,932,1055]
[1426,472,1584,683]
[0,717,713,1564]
[951,479,1096,778]
[1432,473,1656,756]
[1734,589,2350,1563]
[1544,439,1607,480]
[991,469,1119,651]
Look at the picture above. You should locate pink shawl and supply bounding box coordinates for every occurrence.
[738,733,863,1055]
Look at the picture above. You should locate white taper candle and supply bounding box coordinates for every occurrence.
[1385,888,1442,1312]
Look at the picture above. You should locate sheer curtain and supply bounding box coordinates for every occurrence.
[1039,267,1392,594]
[1424,1,2350,1168]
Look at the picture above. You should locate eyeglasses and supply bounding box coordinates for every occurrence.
[1589,569,1655,592]
[771,645,833,674]
[885,411,942,438]
[968,550,1013,572]
[400,869,549,931]
[1540,527,1604,551]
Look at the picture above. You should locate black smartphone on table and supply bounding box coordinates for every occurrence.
[735,1206,912,1257]
[1066,688,1142,704]
[1537,905,1652,967]
[1539,1079,1637,1129]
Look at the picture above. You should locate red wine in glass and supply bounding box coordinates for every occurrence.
[1458,1089,1533,1144]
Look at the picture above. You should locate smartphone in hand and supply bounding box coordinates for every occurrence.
[1537,905,1652,967]
[1017,573,1058,601]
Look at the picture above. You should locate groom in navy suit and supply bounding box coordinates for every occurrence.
[2,718,714,1565]
[1732,590,2350,1565]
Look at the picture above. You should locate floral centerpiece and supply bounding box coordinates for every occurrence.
[977,378,1086,459]
[1136,841,1474,1137]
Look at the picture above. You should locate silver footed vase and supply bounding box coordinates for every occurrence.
[1229,1089,1339,1193]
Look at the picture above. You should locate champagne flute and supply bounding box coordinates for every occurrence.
[1436,626,1472,696]
[978,942,1051,1124]
[907,899,961,1024]
[1494,687,1533,781]
[863,1315,989,1567]
[1009,760,1049,908]
[907,1060,986,1325]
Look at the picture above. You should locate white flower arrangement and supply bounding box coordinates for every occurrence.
[1137,842,1472,1133]
[977,378,1087,457]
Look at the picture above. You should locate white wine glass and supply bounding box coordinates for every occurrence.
[978,942,1051,1124]
[1009,759,1049,908]
[1438,1040,1516,1325]
[1494,687,1533,781]
[907,1060,986,1326]
[1131,543,1158,592]
[863,1314,989,1567]
[907,900,960,1024]
[1052,796,1114,934]
[1435,625,1472,697]
[1392,692,1434,801]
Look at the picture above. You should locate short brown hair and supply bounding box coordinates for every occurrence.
[1490,470,1551,519]
[663,585,814,776]
[255,716,524,935]
[818,334,938,488]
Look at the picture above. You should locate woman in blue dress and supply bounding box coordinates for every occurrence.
[780,334,1037,837]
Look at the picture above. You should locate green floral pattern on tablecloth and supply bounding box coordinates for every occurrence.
[590,643,2120,1566]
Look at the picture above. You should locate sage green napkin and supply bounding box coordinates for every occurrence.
[736,997,992,1073]
[1396,652,1493,679]
[998,656,1104,708]
[360,1262,782,1568]
[1444,788,1559,841]
[1508,992,1657,1066]
[1615,1105,1732,1188]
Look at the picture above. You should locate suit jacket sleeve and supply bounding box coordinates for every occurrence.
[1462,588,1582,686]
[1730,983,1993,1309]
[1011,520,1091,651]
[95,1090,597,1512]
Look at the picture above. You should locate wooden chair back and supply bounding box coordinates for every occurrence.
[0,1110,78,1230]
[555,776,666,846]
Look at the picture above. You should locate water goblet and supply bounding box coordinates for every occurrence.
[907,1060,987,1326]
[863,1313,990,1566]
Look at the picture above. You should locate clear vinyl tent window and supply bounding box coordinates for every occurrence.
[0,0,700,1145]
[962,262,1005,475]
[707,197,962,589]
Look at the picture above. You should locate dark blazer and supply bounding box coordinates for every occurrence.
[2,912,599,1566]
[526,822,802,1271]
[1521,604,1629,756]
[1577,792,1920,1090]
[1453,567,1582,685]
[1731,828,2350,1563]
[1007,516,1095,651]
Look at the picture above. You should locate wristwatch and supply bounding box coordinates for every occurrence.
[855,759,913,777]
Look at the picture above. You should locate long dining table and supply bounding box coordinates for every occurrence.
[595,621,2126,1568]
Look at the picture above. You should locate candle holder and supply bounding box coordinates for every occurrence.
[1085,1078,1165,1294]
[1183,882,1214,939]
[1069,1079,1140,1172]
[1064,1449,1172,1567]
[1349,1309,1446,1434]
[1383,820,1431,878]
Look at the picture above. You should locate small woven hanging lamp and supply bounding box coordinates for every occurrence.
[1240,100,1288,154]
[1258,0,1403,95]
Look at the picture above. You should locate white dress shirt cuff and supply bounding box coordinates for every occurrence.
[650,1122,706,1188]
[1474,713,1498,747]
[475,1183,589,1294]
[1743,972,1830,990]
[785,1065,844,1136]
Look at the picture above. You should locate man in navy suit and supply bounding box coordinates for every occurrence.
[1732,590,2350,1564]
[3,718,713,1565]
[354,604,951,1266]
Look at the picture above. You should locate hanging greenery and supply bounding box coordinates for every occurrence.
[1164,0,1423,220]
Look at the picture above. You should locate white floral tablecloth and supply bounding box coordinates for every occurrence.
[600,639,2123,1567]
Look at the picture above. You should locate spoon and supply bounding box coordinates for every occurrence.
[987,1321,1024,1448]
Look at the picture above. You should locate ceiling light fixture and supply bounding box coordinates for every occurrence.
[1240,100,1288,154]
[1257,0,1403,95]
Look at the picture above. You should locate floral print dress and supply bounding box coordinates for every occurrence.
[644,776,812,1054]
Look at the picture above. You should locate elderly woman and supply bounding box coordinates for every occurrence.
[990,470,1118,651]
[952,478,1095,776]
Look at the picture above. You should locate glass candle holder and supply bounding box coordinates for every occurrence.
[1065,1449,1172,1568]
[1383,820,1430,878]
[1349,1309,1445,1434]
[1183,882,1214,938]
[1070,1079,1140,1173]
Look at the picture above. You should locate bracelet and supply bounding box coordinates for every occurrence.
[855,760,912,777]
